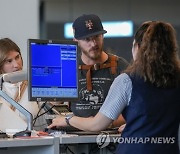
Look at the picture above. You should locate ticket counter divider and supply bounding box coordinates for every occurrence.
[0,133,121,154]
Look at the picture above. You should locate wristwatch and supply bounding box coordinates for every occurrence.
[65,114,74,126]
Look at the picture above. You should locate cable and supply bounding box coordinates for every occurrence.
[65,145,75,154]
[32,101,48,127]
[32,104,55,125]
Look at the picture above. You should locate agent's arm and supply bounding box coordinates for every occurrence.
[48,112,112,132]
[48,73,131,132]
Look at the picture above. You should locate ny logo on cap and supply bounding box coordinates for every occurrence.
[85,20,93,30]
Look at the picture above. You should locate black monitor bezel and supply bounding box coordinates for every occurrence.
[28,39,79,102]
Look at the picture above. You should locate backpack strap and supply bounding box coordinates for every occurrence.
[10,81,28,111]
[110,55,118,75]
[79,55,118,91]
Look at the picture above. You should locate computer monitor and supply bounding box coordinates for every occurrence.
[28,39,79,102]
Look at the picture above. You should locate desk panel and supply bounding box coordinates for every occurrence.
[59,133,121,154]
[59,134,120,144]
[0,137,59,154]
[0,133,121,154]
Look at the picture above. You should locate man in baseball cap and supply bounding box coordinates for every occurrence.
[72,14,107,39]
[70,14,128,128]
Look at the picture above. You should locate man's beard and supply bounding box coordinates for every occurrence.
[81,46,103,61]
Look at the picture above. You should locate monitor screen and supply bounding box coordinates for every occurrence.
[28,39,79,102]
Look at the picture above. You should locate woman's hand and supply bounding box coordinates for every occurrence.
[47,115,67,128]
[118,124,126,133]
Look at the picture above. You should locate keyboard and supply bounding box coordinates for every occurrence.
[44,126,119,135]
[44,126,81,133]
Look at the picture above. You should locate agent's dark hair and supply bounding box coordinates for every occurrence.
[0,38,22,74]
[126,21,180,88]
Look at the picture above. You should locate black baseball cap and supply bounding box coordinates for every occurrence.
[72,14,107,40]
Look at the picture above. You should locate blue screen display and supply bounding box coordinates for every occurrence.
[28,39,79,101]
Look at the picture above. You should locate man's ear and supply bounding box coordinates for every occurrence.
[73,38,78,42]
[72,28,77,42]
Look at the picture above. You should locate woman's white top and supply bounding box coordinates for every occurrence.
[0,82,46,130]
